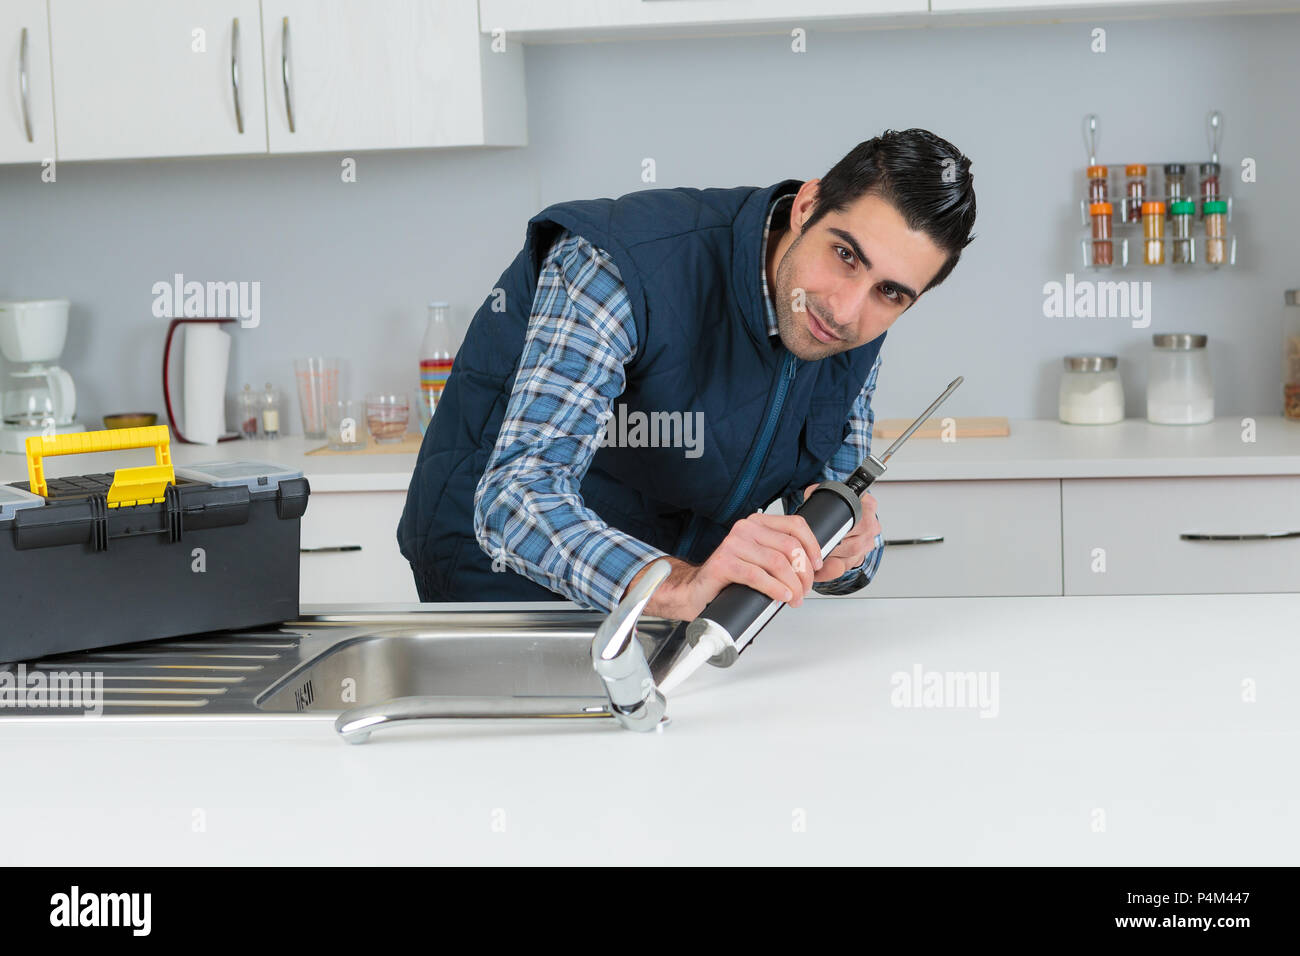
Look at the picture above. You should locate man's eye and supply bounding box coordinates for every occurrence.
[835,245,854,265]
[880,284,901,303]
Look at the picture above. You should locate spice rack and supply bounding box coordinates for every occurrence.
[1076,112,1237,271]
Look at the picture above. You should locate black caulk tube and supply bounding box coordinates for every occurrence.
[680,376,964,671]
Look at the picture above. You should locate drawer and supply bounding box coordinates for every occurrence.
[829,479,1062,598]
[1063,475,1300,595]
[299,491,418,604]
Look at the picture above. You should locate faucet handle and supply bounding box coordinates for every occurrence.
[591,558,672,732]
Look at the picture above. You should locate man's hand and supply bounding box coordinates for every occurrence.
[802,482,880,581]
[626,511,828,621]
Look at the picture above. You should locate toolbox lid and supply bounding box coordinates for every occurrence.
[175,460,304,493]
[0,483,46,521]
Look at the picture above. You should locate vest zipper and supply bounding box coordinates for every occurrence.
[674,350,799,559]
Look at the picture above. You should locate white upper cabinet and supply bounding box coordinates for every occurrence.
[0,0,56,165]
[930,0,1225,10]
[479,0,928,36]
[261,0,525,154]
[49,0,267,162]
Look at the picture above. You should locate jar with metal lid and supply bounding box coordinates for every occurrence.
[1059,355,1124,424]
[1170,200,1195,265]
[1089,202,1114,267]
[1285,290,1300,422]
[1124,164,1148,223]
[1203,200,1228,265]
[1086,165,1109,204]
[1147,333,1213,425]
[1142,201,1166,265]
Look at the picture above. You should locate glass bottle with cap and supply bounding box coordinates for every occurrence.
[1170,200,1195,265]
[1163,163,1186,215]
[1124,164,1148,224]
[1086,165,1109,204]
[1089,202,1114,267]
[1059,355,1124,425]
[1203,200,1228,265]
[419,301,455,434]
[1199,161,1221,214]
[1285,290,1300,422]
[1142,201,1166,265]
[1147,333,1214,425]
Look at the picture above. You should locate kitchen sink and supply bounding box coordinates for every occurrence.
[0,607,689,718]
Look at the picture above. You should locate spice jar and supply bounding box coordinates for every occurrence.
[1285,291,1300,422]
[1147,333,1214,425]
[1199,161,1221,213]
[1203,200,1228,265]
[1124,164,1148,223]
[1170,200,1195,265]
[261,383,282,439]
[1142,201,1166,266]
[1163,163,1186,215]
[1059,355,1124,425]
[1089,202,1114,267]
[1086,165,1109,204]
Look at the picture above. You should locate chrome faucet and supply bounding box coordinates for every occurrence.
[335,560,674,744]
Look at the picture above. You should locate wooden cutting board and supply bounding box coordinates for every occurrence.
[873,416,1010,439]
[305,432,423,455]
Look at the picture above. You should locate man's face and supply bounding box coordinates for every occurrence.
[772,182,950,361]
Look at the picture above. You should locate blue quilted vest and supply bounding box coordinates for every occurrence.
[397,180,885,604]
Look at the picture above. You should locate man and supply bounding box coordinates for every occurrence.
[399,128,976,621]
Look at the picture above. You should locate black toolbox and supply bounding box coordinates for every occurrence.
[0,426,310,662]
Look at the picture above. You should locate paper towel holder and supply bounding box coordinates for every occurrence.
[161,317,241,444]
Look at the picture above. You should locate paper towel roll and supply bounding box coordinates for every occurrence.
[183,324,232,445]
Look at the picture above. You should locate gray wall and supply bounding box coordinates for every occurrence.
[2,9,1297,431]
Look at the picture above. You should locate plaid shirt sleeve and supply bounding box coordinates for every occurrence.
[473,230,667,612]
[785,352,885,596]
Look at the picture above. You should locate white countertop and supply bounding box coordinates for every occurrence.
[1,592,1296,865]
[3,417,1298,492]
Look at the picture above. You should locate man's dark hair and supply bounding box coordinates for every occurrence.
[804,128,977,294]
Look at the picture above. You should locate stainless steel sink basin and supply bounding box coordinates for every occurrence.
[0,608,688,718]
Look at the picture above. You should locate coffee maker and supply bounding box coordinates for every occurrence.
[0,299,85,454]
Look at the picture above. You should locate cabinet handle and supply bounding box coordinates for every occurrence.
[230,17,243,133]
[280,16,295,133]
[1180,530,1300,541]
[18,27,33,143]
[300,545,362,553]
[883,535,944,546]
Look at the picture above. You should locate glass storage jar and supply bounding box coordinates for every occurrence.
[1147,333,1214,425]
[1059,355,1124,424]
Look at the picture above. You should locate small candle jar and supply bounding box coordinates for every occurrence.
[1089,201,1114,267]
[1147,333,1214,425]
[1142,201,1166,265]
[1059,355,1124,425]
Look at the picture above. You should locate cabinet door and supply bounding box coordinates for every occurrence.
[818,479,1063,598]
[1062,476,1300,595]
[262,0,496,153]
[299,491,419,605]
[0,0,55,164]
[49,0,267,161]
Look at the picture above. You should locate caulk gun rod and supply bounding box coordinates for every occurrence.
[877,376,965,464]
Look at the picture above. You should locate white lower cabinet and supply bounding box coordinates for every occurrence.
[299,491,418,605]
[839,479,1063,598]
[1062,475,1300,595]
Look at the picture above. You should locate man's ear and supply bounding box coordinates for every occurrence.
[792,178,821,235]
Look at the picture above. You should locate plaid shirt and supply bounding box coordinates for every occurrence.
[474,194,884,612]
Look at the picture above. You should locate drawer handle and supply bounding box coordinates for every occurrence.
[1180,531,1300,542]
[230,17,243,134]
[883,535,944,546]
[300,545,362,553]
[18,27,33,142]
[280,16,295,133]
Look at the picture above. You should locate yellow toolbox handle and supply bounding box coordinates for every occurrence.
[25,425,176,508]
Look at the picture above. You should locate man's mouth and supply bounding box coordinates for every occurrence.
[806,308,841,344]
